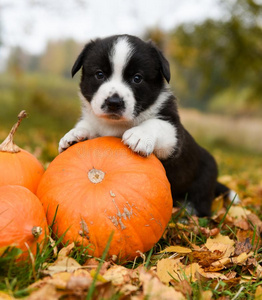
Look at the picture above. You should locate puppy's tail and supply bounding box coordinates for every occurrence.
[215,181,241,204]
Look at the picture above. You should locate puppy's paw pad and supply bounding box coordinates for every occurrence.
[58,128,90,153]
[122,128,155,156]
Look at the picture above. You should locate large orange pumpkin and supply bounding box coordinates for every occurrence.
[0,185,49,257]
[0,111,44,193]
[37,137,173,260]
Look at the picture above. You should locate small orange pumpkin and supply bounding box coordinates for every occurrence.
[37,137,173,260]
[0,111,44,193]
[0,185,49,257]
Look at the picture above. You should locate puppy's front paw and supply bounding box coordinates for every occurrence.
[58,127,90,153]
[122,127,155,156]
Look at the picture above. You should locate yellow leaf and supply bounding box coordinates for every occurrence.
[156,258,182,283]
[228,206,251,220]
[0,292,14,300]
[231,251,254,264]
[205,233,235,258]
[255,285,262,300]
[200,290,213,300]
[159,246,192,254]
[140,268,186,300]
[90,269,108,282]
[51,272,72,289]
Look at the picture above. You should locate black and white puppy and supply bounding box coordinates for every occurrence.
[59,34,238,217]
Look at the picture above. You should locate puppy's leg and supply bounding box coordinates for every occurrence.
[215,182,241,204]
[58,119,95,153]
[178,147,218,217]
[122,119,177,159]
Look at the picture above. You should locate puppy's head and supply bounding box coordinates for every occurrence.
[72,35,170,121]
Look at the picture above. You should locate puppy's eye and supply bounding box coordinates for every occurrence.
[133,74,143,84]
[95,71,105,80]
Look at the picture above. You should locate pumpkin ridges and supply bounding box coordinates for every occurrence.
[107,172,172,232]
[37,137,173,260]
[111,186,163,252]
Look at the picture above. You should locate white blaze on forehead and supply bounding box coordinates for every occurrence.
[110,37,134,78]
[90,36,136,121]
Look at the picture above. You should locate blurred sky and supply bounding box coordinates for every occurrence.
[0,0,224,56]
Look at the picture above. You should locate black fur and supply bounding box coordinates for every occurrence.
[71,34,230,217]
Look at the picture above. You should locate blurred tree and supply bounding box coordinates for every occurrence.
[6,39,82,78]
[166,0,262,114]
[143,28,167,50]
[38,39,82,77]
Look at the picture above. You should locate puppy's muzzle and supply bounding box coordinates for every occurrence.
[103,95,125,114]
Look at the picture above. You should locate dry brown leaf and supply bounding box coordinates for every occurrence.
[234,238,252,255]
[205,233,235,259]
[200,227,220,238]
[247,213,262,234]
[191,249,224,266]
[212,208,233,224]
[247,258,262,279]
[210,251,253,270]
[43,243,82,276]
[27,283,64,300]
[171,279,192,298]
[140,268,186,300]
[255,285,262,300]
[103,265,133,285]
[43,255,81,276]
[66,275,92,290]
[236,229,261,249]
[234,219,249,230]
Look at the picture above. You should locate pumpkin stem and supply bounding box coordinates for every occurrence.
[88,168,105,184]
[32,226,42,238]
[0,110,27,153]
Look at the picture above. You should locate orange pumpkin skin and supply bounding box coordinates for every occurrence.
[37,137,173,260]
[0,150,44,194]
[0,185,49,257]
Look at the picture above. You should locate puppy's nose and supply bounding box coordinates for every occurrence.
[105,96,124,112]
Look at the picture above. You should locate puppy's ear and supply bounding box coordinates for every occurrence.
[149,41,171,83]
[71,40,96,78]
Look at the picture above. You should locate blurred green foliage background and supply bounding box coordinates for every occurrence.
[0,0,261,182]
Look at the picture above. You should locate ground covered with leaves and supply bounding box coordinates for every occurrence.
[0,176,262,300]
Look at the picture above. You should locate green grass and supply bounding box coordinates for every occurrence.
[1,72,262,299]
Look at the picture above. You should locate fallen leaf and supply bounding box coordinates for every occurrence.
[66,275,92,290]
[156,258,182,283]
[205,233,235,259]
[234,238,252,255]
[171,279,192,298]
[0,292,15,300]
[103,265,131,285]
[200,227,220,238]
[191,249,224,267]
[228,206,251,222]
[51,272,72,289]
[43,243,82,276]
[247,213,262,234]
[200,290,213,300]
[27,283,63,300]
[255,285,262,300]
[140,268,186,300]
[159,246,192,254]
